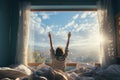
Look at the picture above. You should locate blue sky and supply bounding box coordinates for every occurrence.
[28,11,100,62]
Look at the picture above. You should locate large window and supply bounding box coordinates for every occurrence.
[27,11,100,64]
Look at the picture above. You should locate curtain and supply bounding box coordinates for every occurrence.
[16,2,31,65]
[97,0,116,68]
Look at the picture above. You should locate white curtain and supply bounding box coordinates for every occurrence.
[97,0,116,68]
[16,2,31,65]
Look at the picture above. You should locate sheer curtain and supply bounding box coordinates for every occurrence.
[97,0,116,68]
[16,2,31,65]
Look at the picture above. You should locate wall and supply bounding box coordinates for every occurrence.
[0,0,19,66]
[10,0,19,66]
[0,0,12,66]
[113,0,120,64]
[113,0,120,15]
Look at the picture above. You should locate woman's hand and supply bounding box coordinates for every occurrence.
[68,32,71,38]
[48,32,51,38]
[48,32,54,50]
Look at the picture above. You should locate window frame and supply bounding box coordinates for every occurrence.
[28,5,98,67]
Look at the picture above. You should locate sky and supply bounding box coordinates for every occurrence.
[28,11,100,62]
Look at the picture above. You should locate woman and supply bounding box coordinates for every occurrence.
[48,32,71,71]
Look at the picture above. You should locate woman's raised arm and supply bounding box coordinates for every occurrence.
[64,32,71,57]
[48,32,53,50]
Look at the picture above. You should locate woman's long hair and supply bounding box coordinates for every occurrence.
[55,47,64,57]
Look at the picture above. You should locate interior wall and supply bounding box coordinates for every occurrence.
[0,0,11,66]
[18,0,97,6]
[10,0,19,66]
[113,0,120,64]
[0,0,19,66]
[113,0,120,15]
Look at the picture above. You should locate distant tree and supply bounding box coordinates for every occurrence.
[33,51,46,63]
[27,48,35,63]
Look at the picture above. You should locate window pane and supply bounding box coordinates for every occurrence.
[28,11,100,64]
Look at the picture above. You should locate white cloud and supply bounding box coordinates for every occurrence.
[87,12,93,15]
[75,24,86,32]
[35,42,49,47]
[76,26,82,32]
[36,12,50,20]
[30,13,45,34]
[57,30,66,35]
[45,25,52,33]
[74,24,78,28]
[65,20,75,28]
[42,38,45,41]
[69,19,100,51]
[62,27,65,30]
[80,13,89,19]
[70,33,100,52]
[72,29,75,32]
[32,23,45,34]
[56,29,67,38]
[37,12,57,20]
[74,23,96,32]
[42,14,50,19]
[31,12,38,17]
[73,14,79,20]
[90,12,97,18]
[35,18,41,22]
[39,27,45,34]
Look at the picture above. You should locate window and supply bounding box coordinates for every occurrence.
[27,10,100,65]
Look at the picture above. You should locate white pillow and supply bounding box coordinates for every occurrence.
[14,64,33,75]
[0,67,28,79]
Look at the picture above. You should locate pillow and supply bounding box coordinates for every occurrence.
[0,78,13,80]
[0,67,28,79]
[32,65,55,80]
[14,64,33,75]
[36,63,50,71]
[54,70,68,80]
